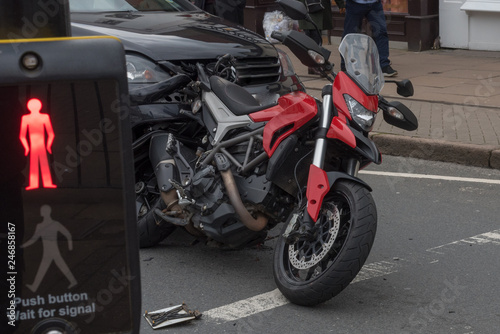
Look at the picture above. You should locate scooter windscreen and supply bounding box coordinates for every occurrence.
[339,34,385,95]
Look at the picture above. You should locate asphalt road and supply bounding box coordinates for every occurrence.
[138,156,500,334]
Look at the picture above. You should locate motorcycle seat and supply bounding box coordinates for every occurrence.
[209,76,277,116]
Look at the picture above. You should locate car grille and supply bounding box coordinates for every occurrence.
[233,57,281,86]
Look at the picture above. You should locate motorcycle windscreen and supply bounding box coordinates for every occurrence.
[339,33,385,95]
[0,38,140,334]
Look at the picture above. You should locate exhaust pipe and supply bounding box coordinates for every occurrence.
[220,168,268,232]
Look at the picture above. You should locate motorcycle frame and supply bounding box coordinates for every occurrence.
[171,63,381,227]
[198,91,319,175]
[200,72,380,223]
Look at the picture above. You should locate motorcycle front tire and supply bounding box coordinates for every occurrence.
[273,180,377,306]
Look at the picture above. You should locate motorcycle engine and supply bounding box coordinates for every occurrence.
[162,132,291,248]
[188,163,270,249]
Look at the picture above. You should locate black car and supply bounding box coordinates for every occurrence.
[69,0,303,107]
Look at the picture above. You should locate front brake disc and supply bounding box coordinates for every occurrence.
[288,204,340,270]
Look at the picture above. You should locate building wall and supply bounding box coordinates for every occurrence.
[244,0,440,52]
[466,0,500,51]
[439,0,469,48]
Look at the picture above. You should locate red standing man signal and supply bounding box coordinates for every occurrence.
[19,98,57,190]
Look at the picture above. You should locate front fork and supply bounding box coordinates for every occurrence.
[311,86,333,170]
[304,86,334,224]
[285,86,334,243]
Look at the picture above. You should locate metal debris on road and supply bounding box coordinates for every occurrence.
[144,303,202,329]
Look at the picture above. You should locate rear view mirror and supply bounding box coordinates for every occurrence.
[272,30,331,68]
[382,101,418,131]
[386,79,414,97]
[276,0,308,20]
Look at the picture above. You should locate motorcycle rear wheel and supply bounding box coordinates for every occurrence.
[273,180,377,306]
[137,197,176,248]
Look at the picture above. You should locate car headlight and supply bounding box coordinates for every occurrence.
[344,94,376,132]
[126,54,171,84]
[277,48,295,77]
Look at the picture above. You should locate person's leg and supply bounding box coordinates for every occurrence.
[26,152,40,190]
[205,2,216,15]
[366,1,391,68]
[343,1,368,37]
[26,255,51,292]
[54,253,77,288]
[236,0,246,25]
[305,29,322,45]
[341,1,369,70]
[39,150,56,188]
[216,0,243,25]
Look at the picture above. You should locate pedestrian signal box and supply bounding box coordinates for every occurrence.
[0,37,140,334]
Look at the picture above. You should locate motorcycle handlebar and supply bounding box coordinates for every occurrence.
[271,31,285,42]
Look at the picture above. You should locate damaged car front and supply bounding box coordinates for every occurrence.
[69,0,303,122]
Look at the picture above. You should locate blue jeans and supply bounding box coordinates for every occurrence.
[342,0,390,68]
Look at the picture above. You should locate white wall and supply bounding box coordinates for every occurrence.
[439,0,500,50]
[439,0,469,48]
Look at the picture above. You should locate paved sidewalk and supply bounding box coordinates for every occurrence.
[281,39,500,169]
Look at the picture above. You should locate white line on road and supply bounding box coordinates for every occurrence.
[359,170,500,185]
[203,260,399,323]
[202,228,500,324]
[427,229,500,254]
[203,289,287,323]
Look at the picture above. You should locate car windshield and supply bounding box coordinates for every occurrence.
[338,33,384,95]
[69,0,197,12]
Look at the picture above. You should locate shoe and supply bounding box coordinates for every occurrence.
[382,65,398,77]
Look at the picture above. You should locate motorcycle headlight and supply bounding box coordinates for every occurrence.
[126,54,171,84]
[344,94,376,132]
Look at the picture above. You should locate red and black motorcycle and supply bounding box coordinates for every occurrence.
[133,0,417,306]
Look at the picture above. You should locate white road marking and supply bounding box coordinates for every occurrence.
[359,170,500,185]
[203,289,288,323]
[427,229,500,254]
[203,260,399,323]
[203,228,500,323]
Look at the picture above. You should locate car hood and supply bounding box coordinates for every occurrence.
[71,12,277,61]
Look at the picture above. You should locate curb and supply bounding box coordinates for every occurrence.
[370,133,500,170]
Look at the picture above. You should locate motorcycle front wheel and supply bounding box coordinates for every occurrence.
[273,180,377,306]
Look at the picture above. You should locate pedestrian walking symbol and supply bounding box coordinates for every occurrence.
[22,205,77,292]
[19,98,57,190]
